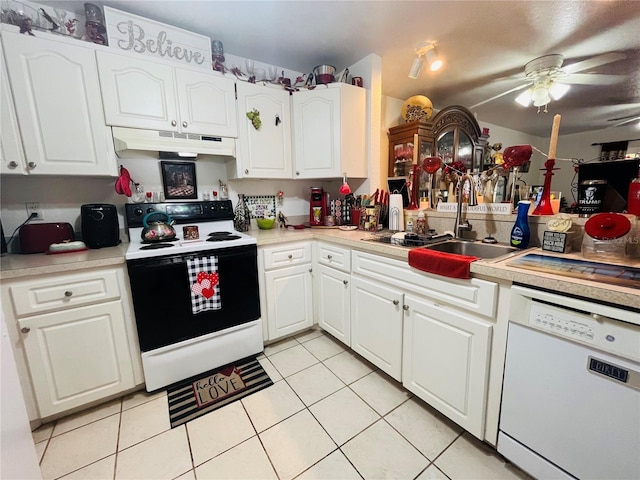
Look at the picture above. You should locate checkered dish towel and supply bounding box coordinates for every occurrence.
[187,256,221,314]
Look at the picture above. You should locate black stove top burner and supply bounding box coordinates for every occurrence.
[140,243,175,250]
[207,235,241,242]
[206,232,242,242]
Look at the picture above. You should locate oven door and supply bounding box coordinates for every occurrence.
[126,244,260,352]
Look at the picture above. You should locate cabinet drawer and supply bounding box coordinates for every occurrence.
[352,250,497,318]
[316,242,351,272]
[9,270,121,317]
[262,242,312,270]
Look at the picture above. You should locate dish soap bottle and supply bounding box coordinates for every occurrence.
[510,201,531,249]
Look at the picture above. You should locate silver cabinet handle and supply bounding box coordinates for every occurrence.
[296,171,300,176]
[343,280,348,285]
[8,161,18,169]
[171,120,177,127]
[288,254,293,259]
[64,291,73,297]
[327,255,333,259]
[27,161,36,169]
[403,305,409,311]
[182,121,188,128]
[392,300,399,305]
[308,268,313,273]
[21,327,30,334]
[244,169,249,175]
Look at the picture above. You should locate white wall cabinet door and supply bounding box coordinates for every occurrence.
[3,31,116,176]
[402,293,492,439]
[233,82,292,178]
[292,83,366,179]
[265,263,313,340]
[18,302,136,418]
[97,51,179,132]
[175,68,237,137]
[316,264,350,346]
[0,39,26,175]
[350,275,403,381]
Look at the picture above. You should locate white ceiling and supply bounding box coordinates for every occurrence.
[39,0,640,137]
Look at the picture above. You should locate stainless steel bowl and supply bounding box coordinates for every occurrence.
[313,64,336,76]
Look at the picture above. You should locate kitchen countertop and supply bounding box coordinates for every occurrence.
[2,228,638,310]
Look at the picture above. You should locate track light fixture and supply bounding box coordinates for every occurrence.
[408,41,442,79]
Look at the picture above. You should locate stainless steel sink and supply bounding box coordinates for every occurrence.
[422,240,519,259]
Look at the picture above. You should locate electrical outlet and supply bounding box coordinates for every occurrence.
[25,202,44,221]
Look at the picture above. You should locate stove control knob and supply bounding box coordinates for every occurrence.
[146,208,155,214]
[210,203,218,212]
[134,207,144,216]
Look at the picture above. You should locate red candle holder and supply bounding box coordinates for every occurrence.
[407,164,420,210]
[532,159,560,215]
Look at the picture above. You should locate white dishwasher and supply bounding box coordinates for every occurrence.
[499,285,640,480]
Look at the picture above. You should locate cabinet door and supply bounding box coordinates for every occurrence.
[402,294,492,439]
[316,264,350,346]
[97,51,179,131]
[264,263,313,340]
[3,31,116,176]
[19,302,135,417]
[175,69,237,137]
[292,84,366,179]
[350,275,403,380]
[292,87,340,178]
[0,40,26,174]
[235,82,292,178]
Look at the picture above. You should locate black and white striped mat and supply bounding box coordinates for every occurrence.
[167,356,273,428]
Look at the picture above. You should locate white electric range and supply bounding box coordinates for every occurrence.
[124,200,262,391]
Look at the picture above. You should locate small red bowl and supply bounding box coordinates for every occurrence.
[316,73,334,84]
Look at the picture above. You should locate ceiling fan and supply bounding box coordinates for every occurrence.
[470,52,626,112]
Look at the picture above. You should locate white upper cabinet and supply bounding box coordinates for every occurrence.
[0,38,26,174]
[292,83,367,179]
[97,51,237,137]
[2,30,117,176]
[232,81,292,179]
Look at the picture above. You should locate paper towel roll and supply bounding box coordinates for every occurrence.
[389,194,404,231]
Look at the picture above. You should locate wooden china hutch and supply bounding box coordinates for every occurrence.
[388,105,490,178]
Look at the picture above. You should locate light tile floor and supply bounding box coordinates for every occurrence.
[31,329,532,480]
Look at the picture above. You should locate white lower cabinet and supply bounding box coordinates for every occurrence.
[402,293,492,439]
[19,302,136,418]
[316,264,350,346]
[260,242,314,341]
[264,264,314,340]
[1,266,143,419]
[350,275,404,381]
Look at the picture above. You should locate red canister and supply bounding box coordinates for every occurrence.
[628,178,640,216]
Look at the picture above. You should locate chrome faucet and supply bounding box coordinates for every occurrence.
[453,174,478,240]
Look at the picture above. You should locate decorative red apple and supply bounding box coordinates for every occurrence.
[502,145,532,169]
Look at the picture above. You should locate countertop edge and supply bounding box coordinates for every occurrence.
[2,230,638,310]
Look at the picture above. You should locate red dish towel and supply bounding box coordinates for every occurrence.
[408,248,479,279]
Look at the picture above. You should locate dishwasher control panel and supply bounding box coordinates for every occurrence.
[527,301,640,362]
[529,303,595,342]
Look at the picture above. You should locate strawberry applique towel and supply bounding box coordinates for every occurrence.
[187,256,221,314]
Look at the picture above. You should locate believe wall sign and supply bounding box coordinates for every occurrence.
[103,7,211,69]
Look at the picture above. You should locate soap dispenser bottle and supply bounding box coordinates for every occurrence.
[510,201,531,249]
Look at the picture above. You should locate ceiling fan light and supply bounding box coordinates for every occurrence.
[515,89,533,107]
[408,55,424,79]
[426,49,443,71]
[531,84,551,107]
[549,82,570,100]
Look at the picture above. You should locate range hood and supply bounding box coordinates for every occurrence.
[111,127,236,158]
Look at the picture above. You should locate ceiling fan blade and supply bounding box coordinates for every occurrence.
[563,52,626,74]
[610,115,640,127]
[562,73,625,85]
[469,83,531,109]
